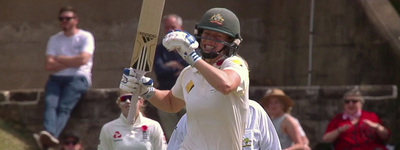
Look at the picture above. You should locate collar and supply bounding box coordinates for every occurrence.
[342,110,362,120]
[212,56,227,68]
[120,112,144,125]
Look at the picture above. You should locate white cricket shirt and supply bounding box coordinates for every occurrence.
[171,56,249,150]
[98,113,167,150]
[167,100,282,150]
[46,29,95,85]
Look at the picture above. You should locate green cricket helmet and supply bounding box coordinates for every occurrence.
[195,8,242,59]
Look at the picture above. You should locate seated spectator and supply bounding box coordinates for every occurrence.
[98,93,167,150]
[260,88,310,150]
[322,88,390,150]
[167,100,281,150]
[60,132,83,150]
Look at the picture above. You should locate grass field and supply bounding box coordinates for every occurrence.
[0,119,39,150]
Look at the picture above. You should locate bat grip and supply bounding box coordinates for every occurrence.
[126,69,146,125]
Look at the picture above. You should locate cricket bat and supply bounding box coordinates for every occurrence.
[127,0,165,125]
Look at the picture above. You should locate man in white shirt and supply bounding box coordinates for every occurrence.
[33,6,95,150]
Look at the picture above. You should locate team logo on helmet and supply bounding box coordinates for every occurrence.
[209,14,224,25]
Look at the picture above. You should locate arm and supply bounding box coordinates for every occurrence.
[363,119,390,141]
[194,60,241,95]
[45,55,67,71]
[322,119,351,143]
[55,52,91,68]
[147,89,185,113]
[283,116,308,150]
[294,119,310,145]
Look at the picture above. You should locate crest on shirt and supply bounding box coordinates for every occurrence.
[242,137,252,147]
[113,131,123,142]
[186,80,194,93]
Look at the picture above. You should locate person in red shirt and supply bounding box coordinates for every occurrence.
[322,88,390,150]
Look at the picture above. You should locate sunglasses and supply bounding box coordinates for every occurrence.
[63,140,78,145]
[119,95,132,102]
[344,99,359,104]
[58,16,75,22]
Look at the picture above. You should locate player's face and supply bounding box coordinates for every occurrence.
[59,11,78,31]
[118,94,132,116]
[265,97,285,116]
[163,16,182,33]
[200,30,229,55]
[343,95,362,115]
[118,95,144,117]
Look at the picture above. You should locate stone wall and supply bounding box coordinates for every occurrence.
[1,0,400,90]
[0,85,398,150]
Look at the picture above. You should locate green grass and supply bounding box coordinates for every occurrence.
[0,119,39,150]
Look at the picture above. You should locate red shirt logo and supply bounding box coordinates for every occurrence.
[113,131,122,138]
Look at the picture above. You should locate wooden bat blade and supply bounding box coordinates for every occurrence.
[130,0,165,72]
[127,0,165,125]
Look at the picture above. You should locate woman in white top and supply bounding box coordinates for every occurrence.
[98,93,167,150]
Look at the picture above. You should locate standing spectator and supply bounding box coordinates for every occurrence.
[120,7,249,149]
[152,14,188,140]
[98,94,167,150]
[167,100,282,150]
[322,88,390,150]
[33,6,95,150]
[260,88,310,150]
[154,14,188,90]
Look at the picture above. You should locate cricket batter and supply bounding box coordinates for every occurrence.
[120,8,249,149]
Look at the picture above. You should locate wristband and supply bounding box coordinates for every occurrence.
[186,51,201,66]
[142,87,155,100]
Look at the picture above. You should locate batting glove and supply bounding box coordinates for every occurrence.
[120,68,155,100]
[162,30,200,66]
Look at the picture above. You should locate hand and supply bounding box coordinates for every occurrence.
[162,30,200,66]
[337,124,351,134]
[120,68,155,99]
[363,119,382,130]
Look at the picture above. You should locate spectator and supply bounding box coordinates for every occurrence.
[152,14,189,140]
[60,132,83,150]
[98,93,167,150]
[33,6,95,149]
[120,7,249,149]
[167,100,282,150]
[322,88,390,150]
[260,88,310,150]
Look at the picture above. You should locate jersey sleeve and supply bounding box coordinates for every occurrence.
[81,31,95,55]
[254,102,282,150]
[220,56,249,96]
[171,66,191,100]
[325,115,341,134]
[46,35,57,56]
[167,114,187,150]
[98,124,113,150]
[150,122,167,150]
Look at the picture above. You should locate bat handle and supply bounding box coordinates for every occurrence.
[126,69,146,125]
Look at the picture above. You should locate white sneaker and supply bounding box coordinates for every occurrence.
[33,133,44,150]
[39,130,59,147]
